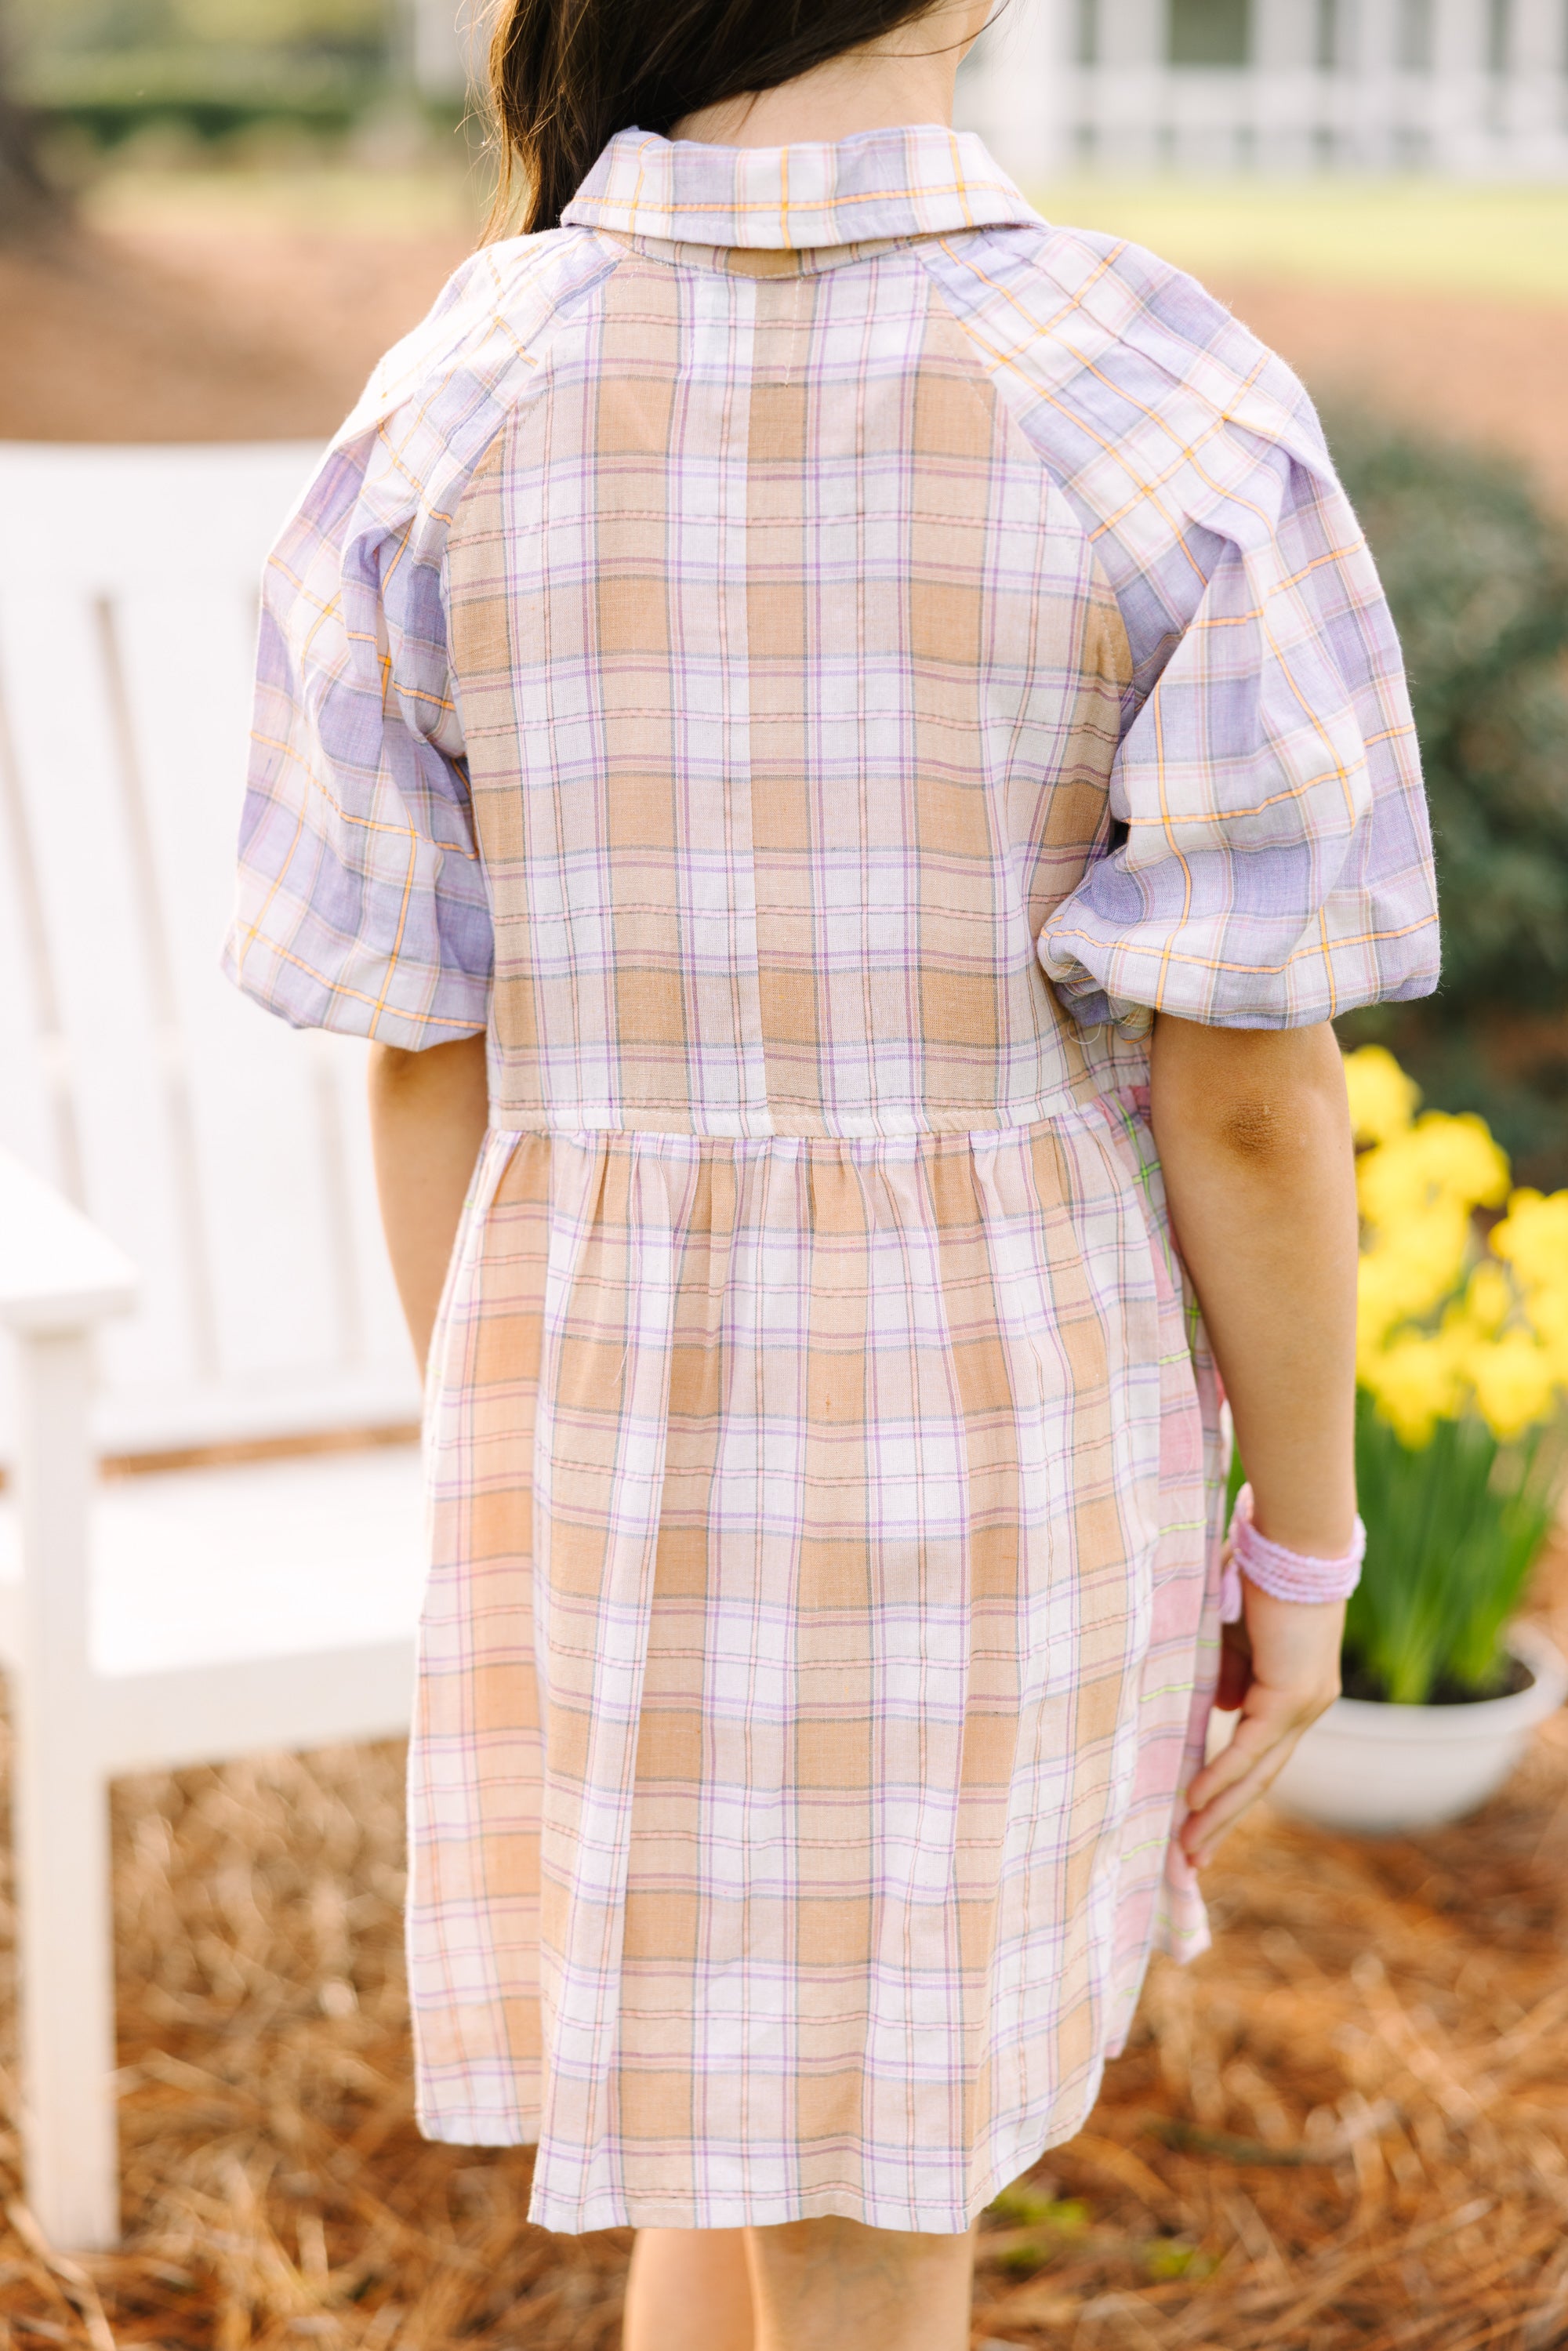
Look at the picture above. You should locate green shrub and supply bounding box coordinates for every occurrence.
[1327,412,1568,1185]
[1328,411,1568,1014]
[14,0,394,147]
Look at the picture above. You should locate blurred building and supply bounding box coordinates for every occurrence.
[960,0,1568,176]
[411,0,1568,176]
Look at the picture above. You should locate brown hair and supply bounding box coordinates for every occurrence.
[486,0,960,238]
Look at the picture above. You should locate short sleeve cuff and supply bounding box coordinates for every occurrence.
[223,922,491,1050]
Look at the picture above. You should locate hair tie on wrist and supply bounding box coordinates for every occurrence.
[1218,1483,1365,1624]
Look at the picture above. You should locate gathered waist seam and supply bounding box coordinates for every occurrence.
[481,1091,1149,1156]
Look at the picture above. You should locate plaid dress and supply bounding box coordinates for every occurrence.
[228,126,1437,2233]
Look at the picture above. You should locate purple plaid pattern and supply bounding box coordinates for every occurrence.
[911,228,1438,1029]
[228,125,1436,2232]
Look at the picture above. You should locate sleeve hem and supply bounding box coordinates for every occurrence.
[223,931,490,1050]
[1040,923,1442,1033]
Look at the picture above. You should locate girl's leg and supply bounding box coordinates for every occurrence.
[622,2228,755,2351]
[746,2216,975,2351]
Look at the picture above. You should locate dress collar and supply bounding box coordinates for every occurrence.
[561,124,1037,250]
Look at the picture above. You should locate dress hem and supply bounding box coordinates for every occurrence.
[416,2068,1121,2238]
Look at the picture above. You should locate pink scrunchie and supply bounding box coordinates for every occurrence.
[1219,1482,1366,1624]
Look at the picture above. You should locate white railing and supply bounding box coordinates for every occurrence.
[959,0,1568,176]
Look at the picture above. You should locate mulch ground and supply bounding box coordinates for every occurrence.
[0,1547,1558,2349]
[0,218,465,444]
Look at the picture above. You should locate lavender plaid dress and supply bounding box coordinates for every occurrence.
[228,126,1437,2233]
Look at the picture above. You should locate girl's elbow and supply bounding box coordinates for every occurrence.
[1152,1017,1349,1170]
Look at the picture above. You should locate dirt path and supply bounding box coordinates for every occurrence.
[1221,275,1568,511]
[0,220,468,443]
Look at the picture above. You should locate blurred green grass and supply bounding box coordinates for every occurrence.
[78,164,1568,304]
[1030,180,1568,304]
[81,159,486,238]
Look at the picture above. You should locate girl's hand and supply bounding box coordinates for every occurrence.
[1179,1582,1345,1870]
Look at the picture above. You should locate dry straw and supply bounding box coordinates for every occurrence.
[0,1556,1563,2349]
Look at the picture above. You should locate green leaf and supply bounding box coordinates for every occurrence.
[987,2186,1091,2234]
[1142,2239,1217,2280]
[1346,1397,1557,1701]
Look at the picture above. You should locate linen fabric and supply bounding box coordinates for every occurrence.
[227,124,1437,2233]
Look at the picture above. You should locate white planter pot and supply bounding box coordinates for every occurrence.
[1266,1620,1568,1837]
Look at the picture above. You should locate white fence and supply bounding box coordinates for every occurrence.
[961,0,1568,177]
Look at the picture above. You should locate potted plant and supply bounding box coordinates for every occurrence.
[1261,1047,1568,1836]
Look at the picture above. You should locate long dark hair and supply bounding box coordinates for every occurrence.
[487,0,956,238]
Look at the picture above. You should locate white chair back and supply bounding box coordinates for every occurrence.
[0,444,421,1461]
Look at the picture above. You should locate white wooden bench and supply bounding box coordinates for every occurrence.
[0,444,429,2250]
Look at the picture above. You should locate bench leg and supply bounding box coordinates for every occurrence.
[13,1740,117,2250]
[13,1328,118,2251]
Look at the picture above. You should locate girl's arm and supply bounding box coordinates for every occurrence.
[368,1033,490,1370]
[1149,1012,1358,1868]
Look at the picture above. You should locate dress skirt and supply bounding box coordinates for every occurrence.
[407,1085,1225,2236]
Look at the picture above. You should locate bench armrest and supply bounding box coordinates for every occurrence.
[0,1151,138,1335]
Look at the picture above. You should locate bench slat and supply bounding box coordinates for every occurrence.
[0,444,423,1460]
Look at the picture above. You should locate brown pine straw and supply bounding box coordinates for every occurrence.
[0,1551,1562,2348]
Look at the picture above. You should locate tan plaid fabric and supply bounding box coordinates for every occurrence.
[418,1107,1218,2230]
[227,125,1435,2230]
[445,242,1133,1138]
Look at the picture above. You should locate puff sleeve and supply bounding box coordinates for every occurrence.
[1036,422,1439,1033]
[225,419,493,1047]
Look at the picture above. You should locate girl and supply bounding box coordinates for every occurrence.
[227,2,1438,2342]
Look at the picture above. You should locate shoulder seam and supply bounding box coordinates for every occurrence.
[907,241,1137,717]
[338,227,626,464]
[448,230,633,499]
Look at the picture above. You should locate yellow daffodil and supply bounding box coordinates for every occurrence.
[1409,1112,1512,1208]
[1357,1112,1510,1233]
[1526,1285,1568,1369]
[1343,1043,1421,1147]
[1354,1199,1472,1341]
[1459,1260,1512,1337]
[1343,1049,1565,1447]
[1360,1330,1465,1448]
[1469,1332,1559,1442]
[1491,1188,1568,1297]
